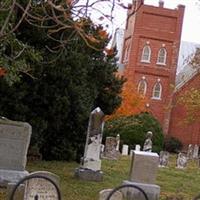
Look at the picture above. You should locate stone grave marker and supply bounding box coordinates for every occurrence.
[104,137,119,160]
[122,145,129,155]
[187,144,193,159]
[75,107,104,181]
[176,152,187,169]
[99,189,122,200]
[193,144,199,159]
[23,171,60,200]
[116,134,120,151]
[159,151,169,167]
[123,151,160,200]
[135,144,141,151]
[0,118,31,199]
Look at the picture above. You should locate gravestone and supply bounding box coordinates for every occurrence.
[116,134,120,151]
[193,144,199,159]
[159,151,169,167]
[187,144,193,159]
[0,118,31,199]
[23,171,60,200]
[122,145,129,155]
[99,189,123,200]
[123,151,160,200]
[104,137,119,160]
[135,144,141,151]
[75,107,104,181]
[176,152,187,169]
[130,150,134,157]
[143,131,153,152]
[100,144,105,158]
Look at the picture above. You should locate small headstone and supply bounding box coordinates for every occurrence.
[135,144,141,151]
[116,134,120,151]
[193,144,199,159]
[143,131,153,152]
[159,151,169,167]
[187,144,193,159]
[130,150,134,157]
[100,144,105,158]
[99,189,123,200]
[104,137,119,160]
[23,171,60,200]
[122,145,129,155]
[176,152,187,169]
[75,107,104,181]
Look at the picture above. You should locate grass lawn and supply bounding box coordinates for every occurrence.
[27,155,200,200]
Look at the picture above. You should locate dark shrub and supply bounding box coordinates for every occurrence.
[164,136,183,153]
[104,112,164,153]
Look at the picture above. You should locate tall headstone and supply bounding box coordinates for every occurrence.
[122,145,129,155]
[104,137,119,160]
[116,134,120,151]
[123,151,160,200]
[176,152,187,169]
[187,144,193,159]
[75,107,104,181]
[159,151,169,167]
[0,118,31,199]
[193,144,199,159]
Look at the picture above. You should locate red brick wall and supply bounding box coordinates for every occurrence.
[122,1,185,133]
[169,72,200,147]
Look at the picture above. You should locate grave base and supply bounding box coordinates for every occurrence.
[74,168,103,182]
[122,180,160,200]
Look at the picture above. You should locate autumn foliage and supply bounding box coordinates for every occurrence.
[106,82,147,120]
[0,67,7,77]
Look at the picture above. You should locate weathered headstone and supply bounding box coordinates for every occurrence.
[122,145,129,155]
[159,151,169,167]
[193,144,199,159]
[123,151,160,200]
[75,107,104,181]
[116,134,120,151]
[103,137,119,160]
[23,171,60,200]
[176,152,187,169]
[187,144,193,159]
[0,118,31,199]
[99,189,123,200]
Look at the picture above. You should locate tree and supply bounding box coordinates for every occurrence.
[106,82,147,120]
[0,18,125,161]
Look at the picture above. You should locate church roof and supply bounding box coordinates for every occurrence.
[175,41,200,90]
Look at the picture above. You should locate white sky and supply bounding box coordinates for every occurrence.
[110,0,200,44]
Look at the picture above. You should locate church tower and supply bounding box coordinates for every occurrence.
[121,0,185,134]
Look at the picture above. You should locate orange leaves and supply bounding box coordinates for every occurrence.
[106,82,147,120]
[105,48,114,56]
[0,67,7,77]
[98,30,108,39]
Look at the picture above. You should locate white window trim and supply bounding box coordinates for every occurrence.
[156,48,167,65]
[141,45,151,63]
[138,79,147,96]
[152,82,162,100]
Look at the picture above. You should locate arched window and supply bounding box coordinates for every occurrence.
[152,82,162,99]
[138,79,147,96]
[157,48,167,65]
[141,45,151,63]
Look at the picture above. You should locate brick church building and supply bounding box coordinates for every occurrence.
[119,0,200,147]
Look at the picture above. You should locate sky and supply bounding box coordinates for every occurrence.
[110,0,200,44]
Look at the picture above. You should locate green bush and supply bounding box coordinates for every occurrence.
[164,136,183,153]
[104,112,164,153]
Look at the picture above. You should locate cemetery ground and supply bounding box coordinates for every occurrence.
[27,154,200,200]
